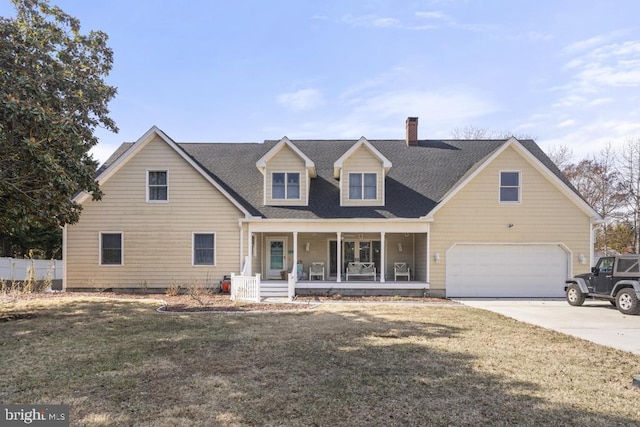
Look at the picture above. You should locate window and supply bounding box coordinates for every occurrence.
[100,233,122,265]
[616,258,639,273]
[500,171,520,203]
[148,171,168,201]
[597,257,614,274]
[272,172,299,199]
[193,233,215,265]
[349,173,377,200]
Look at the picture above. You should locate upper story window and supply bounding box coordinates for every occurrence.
[100,232,122,266]
[349,173,377,200]
[272,172,300,199]
[148,170,168,202]
[499,171,520,203]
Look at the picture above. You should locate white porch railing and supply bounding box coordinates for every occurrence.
[230,273,261,302]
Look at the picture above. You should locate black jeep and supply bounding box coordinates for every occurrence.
[565,255,640,315]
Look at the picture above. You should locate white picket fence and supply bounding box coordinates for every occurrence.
[230,273,261,302]
[0,257,63,283]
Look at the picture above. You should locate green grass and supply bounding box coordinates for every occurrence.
[1,297,639,426]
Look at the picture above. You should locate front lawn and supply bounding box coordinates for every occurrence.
[1,296,639,426]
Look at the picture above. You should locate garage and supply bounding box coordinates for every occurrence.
[445,244,568,298]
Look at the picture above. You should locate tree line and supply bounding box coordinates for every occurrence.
[549,141,640,255]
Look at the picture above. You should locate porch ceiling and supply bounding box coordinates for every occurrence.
[245,219,429,233]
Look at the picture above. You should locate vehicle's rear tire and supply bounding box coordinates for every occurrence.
[566,284,585,306]
[616,289,640,315]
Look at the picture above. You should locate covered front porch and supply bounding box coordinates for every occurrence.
[232,219,432,301]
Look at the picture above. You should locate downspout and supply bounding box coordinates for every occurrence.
[238,220,244,274]
[590,220,596,266]
[380,232,385,283]
[62,225,67,291]
[426,228,431,284]
[337,231,342,282]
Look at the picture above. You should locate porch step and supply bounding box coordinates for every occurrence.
[260,282,289,298]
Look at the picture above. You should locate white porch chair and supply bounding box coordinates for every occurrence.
[309,262,325,281]
[394,262,410,281]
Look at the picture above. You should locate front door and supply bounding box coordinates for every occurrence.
[343,240,372,271]
[267,238,287,279]
[329,239,380,278]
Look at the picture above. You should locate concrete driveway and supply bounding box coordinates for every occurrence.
[456,298,640,355]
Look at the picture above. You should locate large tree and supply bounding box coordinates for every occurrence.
[0,0,117,239]
[618,138,640,253]
[563,145,625,254]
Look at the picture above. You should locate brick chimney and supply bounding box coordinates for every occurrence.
[406,117,418,146]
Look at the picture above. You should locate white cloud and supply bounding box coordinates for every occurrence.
[415,11,448,20]
[587,97,613,107]
[277,89,325,111]
[507,31,553,42]
[552,94,587,108]
[268,82,498,141]
[340,14,400,28]
[558,119,575,128]
[541,117,640,162]
[564,35,607,53]
[338,13,438,31]
[564,39,640,92]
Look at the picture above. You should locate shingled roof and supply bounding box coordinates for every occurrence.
[101,137,577,219]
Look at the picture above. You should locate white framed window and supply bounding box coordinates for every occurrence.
[100,232,123,266]
[349,173,377,200]
[272,172,300,199]
[147,170,168,202]
[500,171,520,203]
[193,233,215,266]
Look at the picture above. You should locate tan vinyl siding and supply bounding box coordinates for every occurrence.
[384,233,413,278]
[429,146,592,294]
[264,145,308,206]
[66,135,244,289]
[341,146,384,206]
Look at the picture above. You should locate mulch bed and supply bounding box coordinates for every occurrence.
[1,290,453,313]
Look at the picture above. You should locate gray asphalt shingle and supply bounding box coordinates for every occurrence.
[101,137,578,219]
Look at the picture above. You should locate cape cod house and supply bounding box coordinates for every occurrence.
[64,118,601,299]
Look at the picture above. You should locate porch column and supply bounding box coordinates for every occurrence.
[293,231,298,277]
[247,225,253,276]
[380,232,385,283]
[426,231,431,284]
[337,231,342,283]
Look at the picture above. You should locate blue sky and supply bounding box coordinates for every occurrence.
[3,0,640,164]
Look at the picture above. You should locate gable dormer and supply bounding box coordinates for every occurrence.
[256,137,316,206]
[333,137,392,207]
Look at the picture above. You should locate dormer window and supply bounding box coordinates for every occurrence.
[349,173,377,200]
[272,172,300,199]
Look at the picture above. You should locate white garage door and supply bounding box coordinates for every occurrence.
[446,244,568,298]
